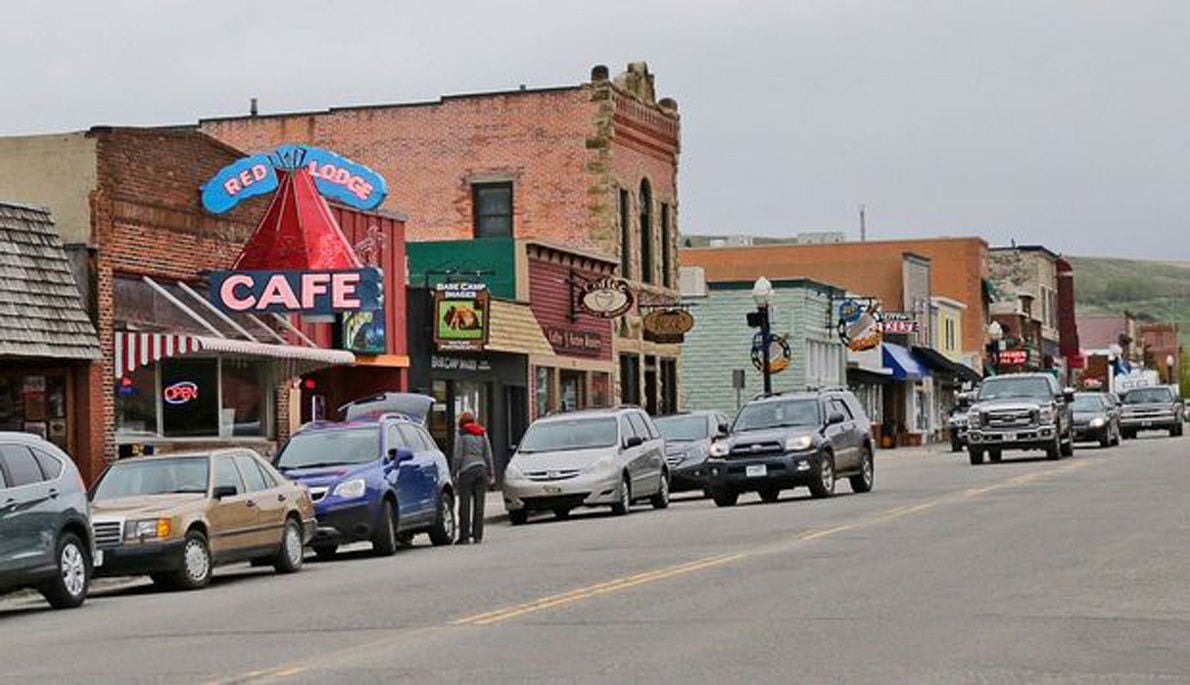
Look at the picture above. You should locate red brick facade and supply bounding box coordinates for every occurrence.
[198,63,684,408]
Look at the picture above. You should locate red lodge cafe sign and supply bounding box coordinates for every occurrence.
[201,145,386,317]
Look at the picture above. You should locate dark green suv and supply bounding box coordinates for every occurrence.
[704,390,875,506]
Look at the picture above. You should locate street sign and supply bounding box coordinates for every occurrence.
[881,312,920,334]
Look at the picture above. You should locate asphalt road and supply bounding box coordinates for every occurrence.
[2,435,1188,684]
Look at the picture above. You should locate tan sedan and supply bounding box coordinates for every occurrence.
[89,449,316,590]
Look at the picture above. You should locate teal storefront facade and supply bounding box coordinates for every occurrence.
[680,278,847,416]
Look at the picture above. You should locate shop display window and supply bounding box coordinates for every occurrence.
[116,365,158,436]
[221,359,266,436]
[115,357,272,440]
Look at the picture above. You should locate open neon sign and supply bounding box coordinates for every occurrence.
[163,381,199,405]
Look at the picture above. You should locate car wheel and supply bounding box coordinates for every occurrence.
[808,452,835,499]
[509,509,529,525]
[610,475,632,516]
[650,471,670,509]
[1099,429,1111,448]
[372,499,399,557]
[989,449,1002,463]
[849,445,874,493]
[41,532,89,609]
[1046,433,1061,460]
[711,489,739,507]
[757,486,780,503]
[553,507,572,520]
[968,447,984,465]
[1060,432,1074,457]
[272,518,305,574]
[1122,428,1136,440]
[950,437,962,453]
[428,491,456,546]
[312,544,338,561]
[168,531,212,591]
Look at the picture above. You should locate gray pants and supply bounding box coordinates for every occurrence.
[457,466,487,542]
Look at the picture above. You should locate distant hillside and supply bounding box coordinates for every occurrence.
[1070,256,1190,340]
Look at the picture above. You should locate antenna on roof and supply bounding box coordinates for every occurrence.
[250,97,258,116]
[859,204,867,242]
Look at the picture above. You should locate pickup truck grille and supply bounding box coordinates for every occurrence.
[92,521,123,549]
[730,442,783,457]
[984,410,1036,429]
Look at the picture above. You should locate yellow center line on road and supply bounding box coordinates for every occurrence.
[210,458,1094,683]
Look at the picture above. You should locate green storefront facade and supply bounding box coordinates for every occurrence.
[680,278,847,416]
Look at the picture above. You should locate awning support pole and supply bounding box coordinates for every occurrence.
[142,276,226,338]
[270,313,319,348]
[176,281,259,342]
[247,314,289,344]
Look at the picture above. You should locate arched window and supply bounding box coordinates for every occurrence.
[619,188,631,278]
[639,179,653,285]
[660,202,671,288]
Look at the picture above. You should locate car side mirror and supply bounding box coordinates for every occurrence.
[389,448,415,464]
[1062,388,1075,402]
[827,411,845,426]
[213,485,237,499]
[717,422,731,437]
[624,436,644,449]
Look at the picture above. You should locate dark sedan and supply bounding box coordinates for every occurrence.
[1071,392,1121,447]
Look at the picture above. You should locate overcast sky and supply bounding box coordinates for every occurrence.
[2,1,1187,259]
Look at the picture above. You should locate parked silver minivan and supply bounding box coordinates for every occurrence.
[502,407,668,524]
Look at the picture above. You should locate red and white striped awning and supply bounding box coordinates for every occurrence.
[114,332,354,379]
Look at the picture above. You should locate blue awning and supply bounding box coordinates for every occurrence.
[882,342,931,380]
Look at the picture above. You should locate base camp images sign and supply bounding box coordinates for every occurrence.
[209,268,383,315]
[836,299,883,352]
[433,283,490,352]
[202,145,388,215]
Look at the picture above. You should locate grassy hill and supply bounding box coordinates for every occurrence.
[1070,256,1190,341]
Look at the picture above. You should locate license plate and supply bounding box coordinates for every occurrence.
[1002,433,1016,442]
[93,549,104,568]
[745,464,767,478]
[542,485,562,494]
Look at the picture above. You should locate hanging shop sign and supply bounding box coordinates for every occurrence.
[433,283,490,352]
[881,312,920,335]
[342,306,387,355]
[209,268,382,314]
[836,299,884,352]
[202,145,388,215]
[751,333,792,374]
[578,277,634,318]
[997,349,1028,366]
[431,356,492,372]
[642,308,695,344]
[545,327,604,356]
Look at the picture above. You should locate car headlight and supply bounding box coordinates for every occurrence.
[583,455,617,474]
[1089,417,1106,428]
[332,478,367,499]
[504,461,525,480]
[1038,407,1055,424]
[785,435,814,451]
[967,411,981,427]
[709,442,730,458]
[125,518,171,540]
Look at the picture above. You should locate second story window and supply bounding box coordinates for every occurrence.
[619,188,632,278]
[640,179,653,284]
[660,202,671,288]
[473,182,513,238]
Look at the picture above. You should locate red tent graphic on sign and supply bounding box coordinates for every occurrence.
[233,166,363,271]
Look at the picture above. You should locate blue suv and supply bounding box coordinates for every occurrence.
[274,394,456,558]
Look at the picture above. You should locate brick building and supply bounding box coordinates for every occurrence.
[0,128,392,480]
[680,237,990,373]
[197,62,683,413]
[1139,322,1181,385]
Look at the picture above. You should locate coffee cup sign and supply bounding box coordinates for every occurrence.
[579,278,634,318]
[643,309,695,344]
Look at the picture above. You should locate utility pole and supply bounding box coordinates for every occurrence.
[859,204,866,242]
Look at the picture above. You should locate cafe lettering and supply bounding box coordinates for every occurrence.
[209,268,383,315]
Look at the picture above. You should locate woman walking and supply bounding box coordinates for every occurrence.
[453,412,494,545]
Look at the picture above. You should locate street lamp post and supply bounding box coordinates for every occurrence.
[752,277,774,396]
[987,321,1004,375]
[1167,354,1176,384]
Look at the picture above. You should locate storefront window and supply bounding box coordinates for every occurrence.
[221,359,266,437]
[534,366,553,418]
[590,372,610,408]
[560,370,585,412]
[454,380,490,428]
[116,365,158,436]
[162,358,219,438]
